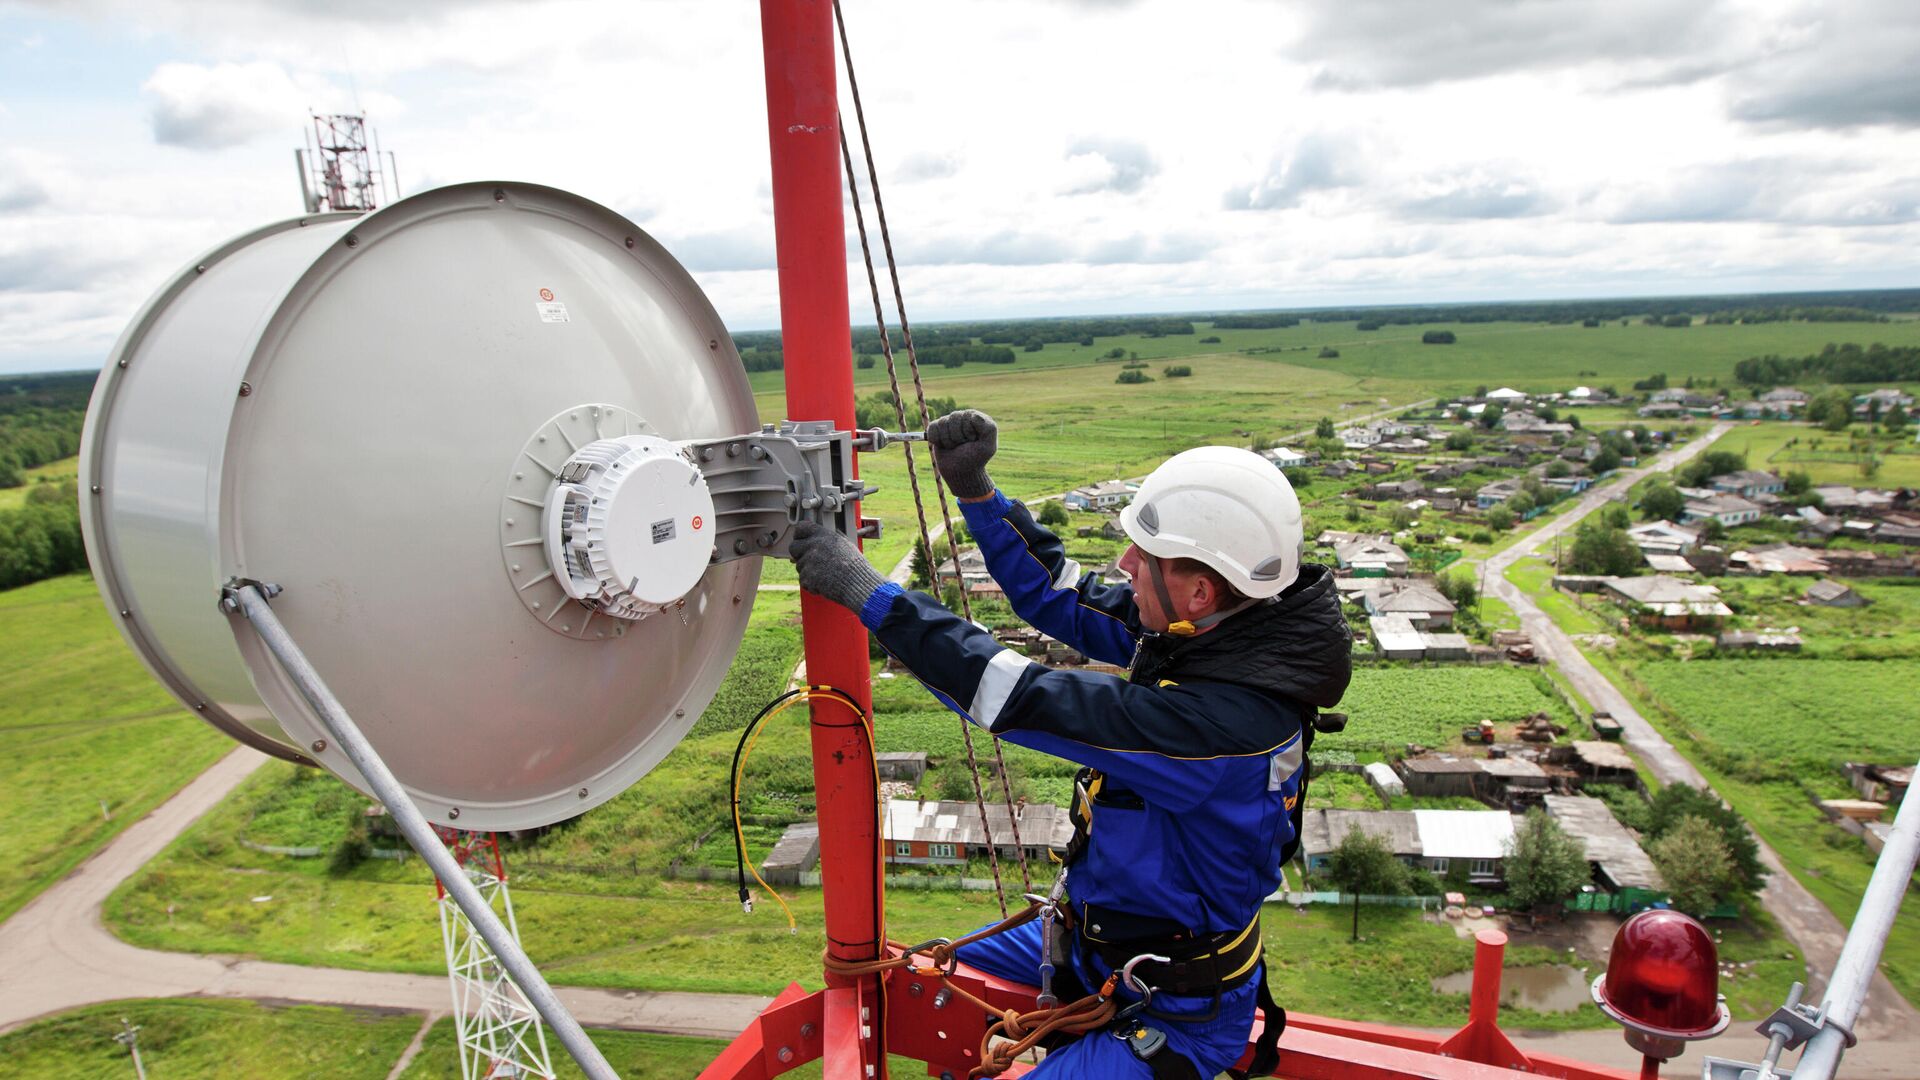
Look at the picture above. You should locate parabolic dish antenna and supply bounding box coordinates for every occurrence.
[80,182,768,830]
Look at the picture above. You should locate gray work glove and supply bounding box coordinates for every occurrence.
[926,409,998,499]
[789,520,888,613]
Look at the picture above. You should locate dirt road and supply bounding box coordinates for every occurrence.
[0,746,773,1041]
[1483,422,1916,1037]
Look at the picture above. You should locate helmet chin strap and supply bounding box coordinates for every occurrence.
[1139,553,1260,637]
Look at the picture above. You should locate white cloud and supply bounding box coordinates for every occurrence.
[3,0,1920,373]
[143,61,323,150]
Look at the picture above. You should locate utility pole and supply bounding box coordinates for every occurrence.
[113,1018,147,1080]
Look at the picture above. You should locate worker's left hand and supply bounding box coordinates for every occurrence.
[789,520,889,613]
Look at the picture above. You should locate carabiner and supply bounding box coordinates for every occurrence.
[1120,953,1170,1001]
[903,937,958,977]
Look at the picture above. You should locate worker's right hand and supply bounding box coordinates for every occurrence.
[926,409,997,499]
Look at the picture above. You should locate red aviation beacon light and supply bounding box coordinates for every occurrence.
[1591,910,1730,1076]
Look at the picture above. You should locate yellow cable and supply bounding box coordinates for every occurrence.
[732,688,881,940]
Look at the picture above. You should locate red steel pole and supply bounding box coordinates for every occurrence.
[759,0,882,1073]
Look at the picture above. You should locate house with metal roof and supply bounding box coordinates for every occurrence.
[1601,575,1733,628]
[1333,534,1412,577]
[1681,492,1763,527]
[1063,479,1136,511]
[1542,794,1664,892]
[1805,579,1868,607]
[1363,580,1456,629]
[1711,469,1785,498]
[1301,808,1517,883]
[882,799,1074,866]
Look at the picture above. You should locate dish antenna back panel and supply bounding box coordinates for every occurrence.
[80,183,765,830]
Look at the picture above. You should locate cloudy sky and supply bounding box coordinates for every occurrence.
[2,0,1919,373]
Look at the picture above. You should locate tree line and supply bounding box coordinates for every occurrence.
[1734,342,1920,387]
[1,372,93,489]
[0,480,85,590]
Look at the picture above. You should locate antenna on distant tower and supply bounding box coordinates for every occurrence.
[294,113,400,214]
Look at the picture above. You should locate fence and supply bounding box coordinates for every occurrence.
[1270,891,1441,910]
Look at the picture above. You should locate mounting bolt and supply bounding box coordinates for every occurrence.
[311,739,327,753]
[933,988,951,1009]
[579,787,589,798]
[119,609,130,617]
[493,188,507,202]
[709,339,719,349]
[195,264,207,275]
[194,702,207,712]
[675,708,686,718]
[776,1047,794,1063]
[90,485,101,494]
[344,234,358,248]
[625,236,636,249]
[448,808,460,820]
[800,1023,817,1039]
[238,381,252,397]
[909,982,923,997]
[732,595,742,605]
[117,359,128,369]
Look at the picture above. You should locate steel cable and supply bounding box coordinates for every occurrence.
[833,0,1032,903]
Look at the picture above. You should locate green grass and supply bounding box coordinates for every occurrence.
[0,456,78,511]
[0,574,232,922]
[1591,653,1920,1007]
[1504,557,1610,636]
[1715,575,1920,658]
[1714,421,1920,489]
[0,999,423,1080]
[1321,665,1574,757]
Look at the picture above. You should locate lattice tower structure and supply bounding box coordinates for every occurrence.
[435,829,555,1080]
[299,113,391,213]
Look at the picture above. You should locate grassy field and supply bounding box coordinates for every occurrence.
[0,456,77,511]
[1715,575,1920,658]
[1319,665,1575,759]
[1504,556,1611,637]
[1596,655,1920,1005]
[1713,423,1920,488]
[0,574,232,922]
[0,999,423,1080]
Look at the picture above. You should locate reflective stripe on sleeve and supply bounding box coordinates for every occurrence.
[1051,557,1083,590]
[971,649,1038,731]
[1267,734,1305,791]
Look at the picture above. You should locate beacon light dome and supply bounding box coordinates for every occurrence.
[79,182,761,830]
[1591,908,1730,1059]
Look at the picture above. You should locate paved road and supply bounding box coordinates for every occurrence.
[1482,422,1917,1037]
[0,746,773,1041]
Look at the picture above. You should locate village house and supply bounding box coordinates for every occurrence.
[883,799,1074,866]
[1843,763,1912,806]
[1331,534,1412,576]
[1812,486,1896,516]
[1755,387,1810,418]
[936,549,993,584]
[1627,520,1700,555]
[1364,579,1456,629]
[1805,579,1868,607]
[1063,479,1136,511]
[1337,425,1383,449]
[1601,574,1733,629]
[1361,478,1424,501]
[1853,388,1915,419]
[1729,542,1830,575]
[1261,446,1315,471]
[1376,437,1432,454]
[1398,755,1549,806]
[1542,795,1665,896]
[874,752,929,783]
[1681,492,1763,528]
[1321,458,1361,479]
[1475,477,1524,509]
[1711,469,1785,498]
[1301,808,1516,884]
[1484,387,1529,404]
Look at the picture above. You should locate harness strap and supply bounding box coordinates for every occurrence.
[1226,954,1286,1078]
[1078,908,1264,998]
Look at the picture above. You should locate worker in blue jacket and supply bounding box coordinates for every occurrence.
[790,410,1352,1078]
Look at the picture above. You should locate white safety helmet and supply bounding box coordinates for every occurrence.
[1118,446,1304,609]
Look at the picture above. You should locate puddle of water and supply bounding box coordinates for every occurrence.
[1430,964,1592,1013]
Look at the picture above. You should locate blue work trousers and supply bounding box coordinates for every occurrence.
[953,919,1257,1078]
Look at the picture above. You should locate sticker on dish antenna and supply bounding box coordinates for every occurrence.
[535,288,569,323]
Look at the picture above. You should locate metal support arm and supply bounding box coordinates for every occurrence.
[222,582,619,1080]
